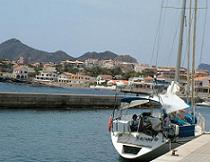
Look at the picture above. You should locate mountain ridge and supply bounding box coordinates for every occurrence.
[198,63,210,73]
[0,38,138,64]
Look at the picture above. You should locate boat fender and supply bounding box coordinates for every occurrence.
[108,116,113,132]
[174,124,179,136]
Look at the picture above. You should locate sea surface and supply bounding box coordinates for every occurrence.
[0,83,210,162]
[0,82,118,95]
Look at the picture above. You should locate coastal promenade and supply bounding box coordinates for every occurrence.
[0,92,121,109]
[152,133,210,162]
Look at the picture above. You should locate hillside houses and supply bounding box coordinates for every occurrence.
[58,72,95,86]
[0,57,210,96]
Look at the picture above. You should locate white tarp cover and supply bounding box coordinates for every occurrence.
[159,81,190,113]
[119,81,189,113]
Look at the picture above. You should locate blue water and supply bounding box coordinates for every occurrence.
[0,107,209,162]
[0,82,210,162]
[0,82,119,95]
[0,109,118,162]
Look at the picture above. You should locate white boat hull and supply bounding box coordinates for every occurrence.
[196,102,210,107]
[89,85,116,90]
[111,132,171,161]
[111,129,203,161]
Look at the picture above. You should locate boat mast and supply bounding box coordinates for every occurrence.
[175,0,187,82]
[192,0,198,121]
[186,0,192,103]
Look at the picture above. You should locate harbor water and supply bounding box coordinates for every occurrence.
[0,83,210,162]
[0,82,117,95]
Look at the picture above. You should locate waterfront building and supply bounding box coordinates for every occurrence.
[195,70,209,77]
[35,71,58,82]
[58,72,95,86]
[195,76,210,97]
[12,65,28,80]
[0,72,13,78]
[157,66,187,82]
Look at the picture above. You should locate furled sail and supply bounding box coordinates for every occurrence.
[119,81,189,113]
[159,81,190,113]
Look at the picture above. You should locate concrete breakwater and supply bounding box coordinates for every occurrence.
[0,92,121,109]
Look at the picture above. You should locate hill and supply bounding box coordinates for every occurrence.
[0,39,138,64]
[198,63,210,73]
[78,51,138,63]
[114,55,138,63]
[0,39,74,63]
[77,51,118,61]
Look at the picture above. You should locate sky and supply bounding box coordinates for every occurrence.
[0,0,209,67]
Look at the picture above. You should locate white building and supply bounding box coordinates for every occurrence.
[84,59,99,67]
[195,76,210,95]
[61,60,84,68]
[35,72,58,82]
[13,66,28,80]
[58,72,95,85]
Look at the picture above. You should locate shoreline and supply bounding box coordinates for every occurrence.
[0,77,92,89]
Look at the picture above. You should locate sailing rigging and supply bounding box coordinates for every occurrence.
[110,0,206,161]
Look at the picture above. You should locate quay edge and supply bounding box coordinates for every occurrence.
[152,134,210,162]
[0,92,121,109]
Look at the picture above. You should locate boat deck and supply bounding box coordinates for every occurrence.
[152,133,210,162]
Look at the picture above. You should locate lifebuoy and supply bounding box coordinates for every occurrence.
[108,116,113,132]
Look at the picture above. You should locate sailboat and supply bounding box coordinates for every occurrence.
[110,0,206,161]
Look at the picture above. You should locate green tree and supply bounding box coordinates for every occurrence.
[142,68,156,77]
[55,64,64,74]
[34,64,43,74]
[84,66,124,77]
[122,71,142,80]
[64,64,79,74]
[84,66,103,77]
[111,66,123,76]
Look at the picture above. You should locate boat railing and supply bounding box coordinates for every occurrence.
[113,120,131,133]
[113,118,131,133]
